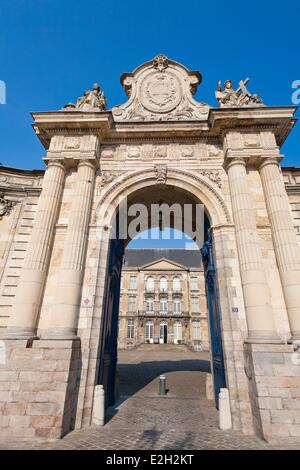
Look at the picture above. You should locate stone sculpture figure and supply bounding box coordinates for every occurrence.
[63,83,106,111]
[215,78,263,107]
[0,193,14,219]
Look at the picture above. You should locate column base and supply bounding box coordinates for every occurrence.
[0,326,38,340]
[40,327,80,341]
[245,332,284,344]
[287,334,300,344]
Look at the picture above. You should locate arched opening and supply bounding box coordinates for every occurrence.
[96,180,226,415]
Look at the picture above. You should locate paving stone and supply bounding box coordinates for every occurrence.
[0,350,299,450]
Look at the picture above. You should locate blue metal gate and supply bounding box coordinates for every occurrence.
[97,238,124,408]
[201,231,226,408]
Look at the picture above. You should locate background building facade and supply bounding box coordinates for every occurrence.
[118,249,210,351]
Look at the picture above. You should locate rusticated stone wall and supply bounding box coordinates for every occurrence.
[0,339,81,440]
[244,343,300,442]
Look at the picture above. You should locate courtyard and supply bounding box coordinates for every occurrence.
[0,348,298,450]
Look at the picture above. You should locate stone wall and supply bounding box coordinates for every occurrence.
[0,339,81,440]
[244,343,300,442]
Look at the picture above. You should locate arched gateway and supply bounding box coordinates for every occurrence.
[0,55,300,443]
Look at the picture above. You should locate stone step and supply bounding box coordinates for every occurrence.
[135,343,190,352]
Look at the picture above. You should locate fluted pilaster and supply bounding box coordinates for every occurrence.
[226,158,281,343]
[4,160,66,338]
[41,159,97,339]
[260,158,300,340]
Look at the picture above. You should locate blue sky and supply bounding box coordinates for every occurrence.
[0,0,299,171]
[0,1,299,248]
[127,228,198,250]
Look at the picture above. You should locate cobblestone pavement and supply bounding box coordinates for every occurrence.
[0,349,298,450]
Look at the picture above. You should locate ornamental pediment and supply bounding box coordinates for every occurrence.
[112,54,209,122]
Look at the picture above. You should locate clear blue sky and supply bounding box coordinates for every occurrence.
[0,0,299,171]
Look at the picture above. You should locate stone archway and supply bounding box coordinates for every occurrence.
[1,54,299,444]
[77,171,252,435]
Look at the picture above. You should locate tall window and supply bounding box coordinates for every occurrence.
[160,298,168,314]
[192,321,201,340]
[127,320,135,339]
[146,276,154,292]
[145,321,154,341]
[173,276,181,292]
[191,297,199,313]
[129,275,137,290]
[173,321,182,343]
[173,298,181,314]
[190,277,198,291]
[160,276,168,292]
[128,296,136,312]
[146,298,154,313]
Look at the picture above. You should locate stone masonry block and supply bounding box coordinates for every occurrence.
[257,397,283,410]
[4,401,26,415]
[271,410,300,424]
[30,415,59,429]
[35,391,66,403]
[26,402,63,416]
[282,399,300,410]
[273,365,300,377]
[252,352,284,365]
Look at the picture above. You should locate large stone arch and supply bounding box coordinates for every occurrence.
[76,168,254,434]
[93,167,232,229]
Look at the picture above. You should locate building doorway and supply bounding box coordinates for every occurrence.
[159,321,168,344]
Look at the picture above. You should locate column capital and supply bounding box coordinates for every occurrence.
[46,159,66,171]
[223,156,247,173]
[258,156,280,172]
[77,158,99,171]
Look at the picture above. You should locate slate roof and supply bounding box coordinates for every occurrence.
[124,249,203,269]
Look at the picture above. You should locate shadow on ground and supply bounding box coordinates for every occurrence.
[116,358,211,398]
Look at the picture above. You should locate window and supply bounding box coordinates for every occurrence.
[191,297,199,313]
[160,276,168,292]
[192,321,201,340]
[128,296,136,312]
[190,277,198,291]
[146,298,154,313]
[173,298,181,314]
[129,275,137,290]
[146,276,154,292]
[173,276,181,292]
[160,298,168,314]
[145,321,154,341]
[127,320,135,339]
[173,321,182,343]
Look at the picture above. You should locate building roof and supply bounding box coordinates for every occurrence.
[124,249,203,269]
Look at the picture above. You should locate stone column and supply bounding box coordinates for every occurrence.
[42,159,97,339]
[259,157,300,341]
[4,160,66,338]
[226,157,281,343]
